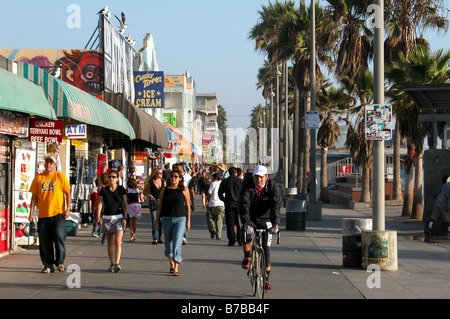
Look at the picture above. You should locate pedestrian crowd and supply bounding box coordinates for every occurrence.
[27,160,280,290]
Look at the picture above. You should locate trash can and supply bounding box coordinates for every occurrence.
[286,199,306,231]
[342,218,372,267]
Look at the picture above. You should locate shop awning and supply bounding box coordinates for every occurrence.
[163,123,193,161]
[16,62,136,140]
[103,92,168,148]
[0,68,57,120]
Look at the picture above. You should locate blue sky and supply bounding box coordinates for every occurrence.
[1,0,450,131]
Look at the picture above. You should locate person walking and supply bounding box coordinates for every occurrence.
[28,155,71,273]
[426,175,450,239]
[90,178,101,238]
[218,167,243,246]
[95,170,128,273]
[143,167,165,244]
[126,177,144,241]
[155,169,191,276]
[174,162,194,245]
[206,173,225,240]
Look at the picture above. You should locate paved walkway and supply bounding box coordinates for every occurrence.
[0,195,449,305]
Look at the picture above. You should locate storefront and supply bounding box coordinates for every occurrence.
[103,92,168,205]
[16,61,136,231]
[0,66,59,253]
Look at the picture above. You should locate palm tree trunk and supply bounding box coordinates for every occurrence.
[401,143,415,217]
[360,164,371,202]
[292,86,300,191]
[411,151,424,219]
[319,146,329,202]
[297,94,305,193]
[393,120,403,201]
[303,93,311,193]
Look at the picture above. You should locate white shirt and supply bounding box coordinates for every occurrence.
[182,172,192,188]
[208,180,224,207]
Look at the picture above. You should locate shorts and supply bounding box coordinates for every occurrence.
[101,215,124,233]
[128,203,142,219]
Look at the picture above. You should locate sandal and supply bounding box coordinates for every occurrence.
[58,264,66,272]
[152,240,158,245]
[169,268,175,274]
[41,267,54,273]
[172,271,179,276]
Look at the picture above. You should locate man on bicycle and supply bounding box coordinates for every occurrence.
[239,165,281,291]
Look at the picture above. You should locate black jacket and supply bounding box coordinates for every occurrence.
[239,178,281,228]
[218,174,243,207]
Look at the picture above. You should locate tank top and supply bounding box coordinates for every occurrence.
[160,187,186,218]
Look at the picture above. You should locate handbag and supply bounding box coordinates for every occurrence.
[149,199,158,211]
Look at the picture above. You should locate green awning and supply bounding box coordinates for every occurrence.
[0,68,57,120]
[17,62,135,140]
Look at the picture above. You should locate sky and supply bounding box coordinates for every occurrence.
[1,0,450,131]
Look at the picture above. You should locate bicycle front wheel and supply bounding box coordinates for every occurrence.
[255,249,266,299]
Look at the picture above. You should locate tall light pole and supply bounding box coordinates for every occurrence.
[373,0,385,231]
[308,0,321,220]
[310,0,317,201]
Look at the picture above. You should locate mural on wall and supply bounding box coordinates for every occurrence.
[0,49,104,97]
[55,50,104,97]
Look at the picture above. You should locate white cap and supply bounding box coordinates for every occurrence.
[253,165,268,177]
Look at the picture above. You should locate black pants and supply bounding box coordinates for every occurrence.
[224,204,241,245]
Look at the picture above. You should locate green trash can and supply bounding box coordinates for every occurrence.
[286,200,306,231]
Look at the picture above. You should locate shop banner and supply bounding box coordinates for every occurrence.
[0,111,28,138]
[29,119,63,144]
[134,71,164,108]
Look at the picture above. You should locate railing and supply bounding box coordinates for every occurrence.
[327,155,399,183]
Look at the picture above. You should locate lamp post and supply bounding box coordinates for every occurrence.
[308,0,322,220]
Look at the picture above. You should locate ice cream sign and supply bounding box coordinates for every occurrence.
[65,124,87,139]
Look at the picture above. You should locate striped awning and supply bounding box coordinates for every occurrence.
[16,62,135,140]
[103,92,168,148]
[0,68,57,120]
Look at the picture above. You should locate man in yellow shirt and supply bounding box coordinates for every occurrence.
[29,155,71,273]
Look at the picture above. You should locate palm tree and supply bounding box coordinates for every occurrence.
[324,0,373,82]
[317,81,350,202]
[384,0,449,209]
[386,45,450,219]
[342,69,374,202]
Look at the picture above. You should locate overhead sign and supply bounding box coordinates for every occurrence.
[365,104,392,140]
[102,15,136,102]
[306,111,320,129]
[134,71,164,108]
[66,124,87,139]
[29,119,63,144]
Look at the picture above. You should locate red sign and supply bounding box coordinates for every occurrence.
[29,119,64,144]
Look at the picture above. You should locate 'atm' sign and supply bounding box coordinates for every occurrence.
[66,124,87,139]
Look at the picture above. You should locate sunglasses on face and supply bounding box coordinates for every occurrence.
[170,175,179,179]
[109,176,118,179]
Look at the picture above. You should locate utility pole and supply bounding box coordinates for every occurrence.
[373,0,385,231]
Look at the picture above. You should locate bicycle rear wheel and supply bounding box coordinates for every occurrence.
[255,249,266,299]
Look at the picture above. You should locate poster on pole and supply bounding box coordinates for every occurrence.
[365,104,392,140]
[305,111,320,129]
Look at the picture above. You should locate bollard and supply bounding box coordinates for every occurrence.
[285,199,306,231]
[342,218,372,267]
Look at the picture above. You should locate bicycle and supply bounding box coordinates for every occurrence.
[245,228,280,299]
